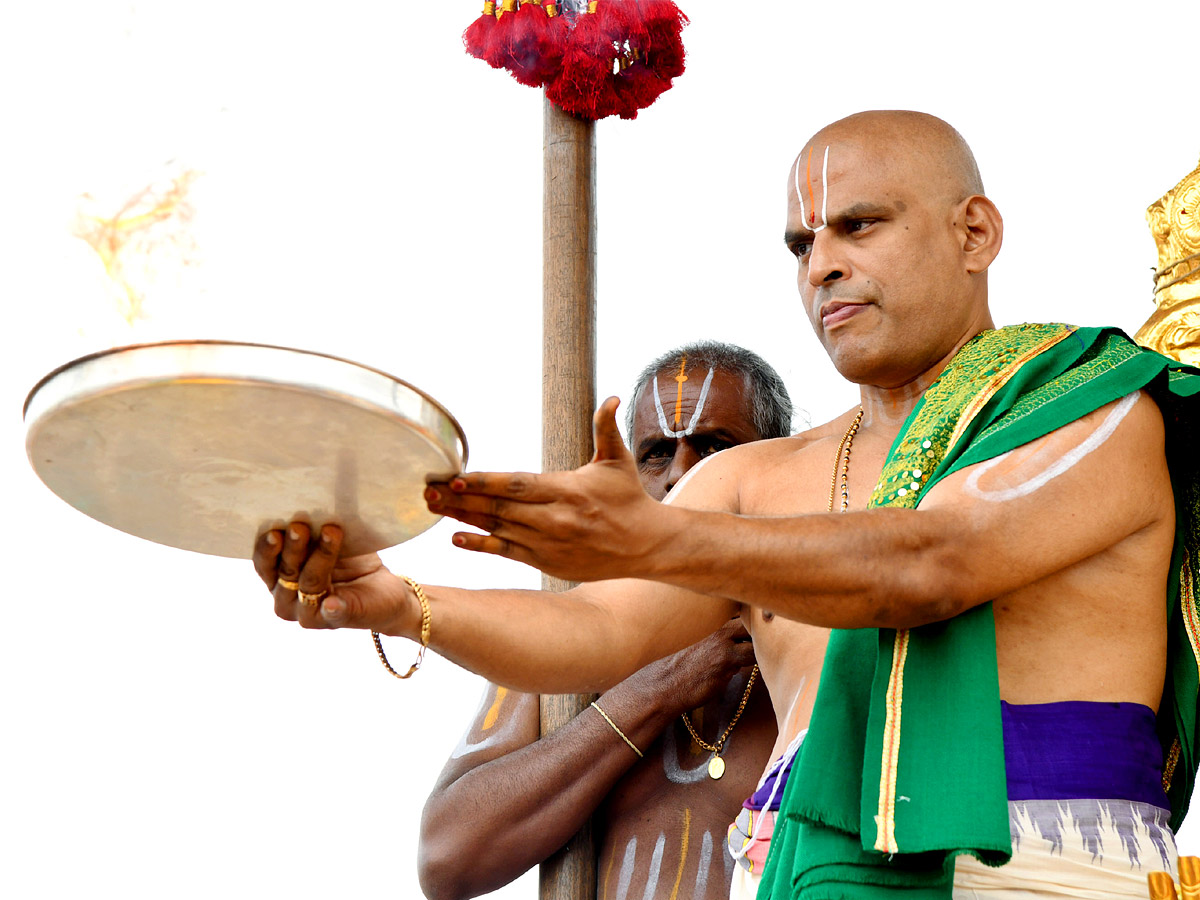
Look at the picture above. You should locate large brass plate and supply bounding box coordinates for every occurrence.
[24,341,467,558]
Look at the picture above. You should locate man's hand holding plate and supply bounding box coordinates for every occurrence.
[253,523,418,637]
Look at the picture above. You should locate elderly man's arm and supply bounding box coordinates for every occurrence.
[418,621,755,900]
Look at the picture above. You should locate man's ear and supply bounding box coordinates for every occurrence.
[958,195,1003,274]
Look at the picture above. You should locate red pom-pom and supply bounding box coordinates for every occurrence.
[633,0,688,80]
[611,61,671,120]
[544,0,688,121]
[503,2,566,88]
[546,2,621,120]
[463,1,500,64]
[486,0,521,68]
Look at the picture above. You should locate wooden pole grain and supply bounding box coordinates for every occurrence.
[538,96,598,900]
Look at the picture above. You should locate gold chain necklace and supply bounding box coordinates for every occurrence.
[681,664,759,779]
[829,407,864,513]
[679,407,863,781]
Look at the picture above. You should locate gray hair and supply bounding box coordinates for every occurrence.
[625,341,793,441]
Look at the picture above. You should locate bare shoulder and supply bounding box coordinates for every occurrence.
[926,388,1169,516]
[667,408,866,515]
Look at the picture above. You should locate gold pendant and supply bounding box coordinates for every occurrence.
[708,755,726,780]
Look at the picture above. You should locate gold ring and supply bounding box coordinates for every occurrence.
[276,578,300,591]
[298,589,328,607]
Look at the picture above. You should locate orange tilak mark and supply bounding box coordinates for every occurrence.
[805,147,817,225]
[674,355,689,425]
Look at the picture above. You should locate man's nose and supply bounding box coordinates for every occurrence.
[806,231,847,287]
[664,446,702,494]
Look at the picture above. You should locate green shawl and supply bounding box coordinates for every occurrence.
[758,323,1200,899]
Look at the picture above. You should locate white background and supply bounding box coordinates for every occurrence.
[3,2,1199,897]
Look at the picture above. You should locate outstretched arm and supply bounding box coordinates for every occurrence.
[433,393,1173,630]
[253,534,739,696]
[419,621,755,900]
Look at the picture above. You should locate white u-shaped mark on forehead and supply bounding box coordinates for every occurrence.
[652,367,715,438]
[794,145,831,233]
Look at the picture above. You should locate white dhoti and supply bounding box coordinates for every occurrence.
[953,798,1177,899]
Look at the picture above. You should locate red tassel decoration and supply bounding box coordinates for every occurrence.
[611,56,671,120]
[464,0,690,122]
[485,0,521,69]
[545,1,624,120]
[503,1,566,88]
[462,1,499,64]
[633,0,688,80]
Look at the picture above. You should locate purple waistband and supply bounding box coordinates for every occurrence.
[745,751,796,812]
[1002,701,1167,808]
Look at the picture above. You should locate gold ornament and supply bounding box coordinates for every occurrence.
[1135,153,1200,366]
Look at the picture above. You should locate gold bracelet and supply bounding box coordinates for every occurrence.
[590,701,643,758]
[372,575,431,680]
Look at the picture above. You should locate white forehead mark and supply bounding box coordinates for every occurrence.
[794,145,831,233]
[652,366,715,438]
[963,391,1140,503]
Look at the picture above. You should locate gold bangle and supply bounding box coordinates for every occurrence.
[372,575,431,680]
[590,701,643,758]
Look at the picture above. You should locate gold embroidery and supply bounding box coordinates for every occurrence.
[1164,738,1182,793]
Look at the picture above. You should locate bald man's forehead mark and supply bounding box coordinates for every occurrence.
[794,145,831,232]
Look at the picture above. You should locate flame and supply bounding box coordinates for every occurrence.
[71,168,202,324]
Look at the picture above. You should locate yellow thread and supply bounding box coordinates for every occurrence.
[482,686,508,731]
[674,356,689,426]
[668,807,692,900]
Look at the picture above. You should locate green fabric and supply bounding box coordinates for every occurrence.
[758,324,1200,899]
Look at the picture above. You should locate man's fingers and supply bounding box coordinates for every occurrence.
[427,488,544,533]
[292,525,342,628]
[253,529,283,589]
[432,474,556,505]
[592,396,626,462]
[299,525,342,593]
[451,530,529,564]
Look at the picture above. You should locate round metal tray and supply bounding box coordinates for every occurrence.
[24,341,468,559]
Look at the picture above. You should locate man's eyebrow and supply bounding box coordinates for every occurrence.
[830,201,894,223]
[636,436,674,457]
[785,202,896,243]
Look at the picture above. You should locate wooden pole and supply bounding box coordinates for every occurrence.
[539,96,597,900]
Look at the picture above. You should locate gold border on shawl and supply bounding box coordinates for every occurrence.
[1182,557,1200,682]
[944,328,1075,454]
[875,628,911,853]
[871,326,1074,854]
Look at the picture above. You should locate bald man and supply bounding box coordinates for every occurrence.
[257,111,1200,898]
[418,342,787,900]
